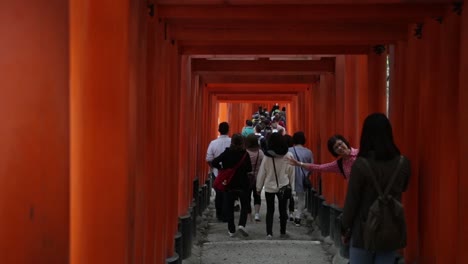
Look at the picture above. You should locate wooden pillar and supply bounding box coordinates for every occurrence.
[163,38,180,258]
[317,73,336,202]
[367,49,388,114]
[128,0,148,262]
[0,1,69,263]
[458,6,468,263]
[179,55,192,216]
[400,24,423,263]
[70,0,133,263]
[434,13,460,263]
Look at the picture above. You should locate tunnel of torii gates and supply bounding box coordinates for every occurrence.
[1,1,468,264]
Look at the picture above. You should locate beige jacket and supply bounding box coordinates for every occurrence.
[256,152,295,193]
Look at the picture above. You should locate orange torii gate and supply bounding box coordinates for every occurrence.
[1,1,468,264]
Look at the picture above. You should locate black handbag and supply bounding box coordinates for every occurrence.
[272,158,292,200]
[293,147,312,190]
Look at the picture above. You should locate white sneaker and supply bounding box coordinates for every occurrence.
[228,231,235,237]
[266,234,273,240]
[254,213,260,222]
[238,225,249,237]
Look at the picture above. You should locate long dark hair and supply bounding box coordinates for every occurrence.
[358,113,400,160]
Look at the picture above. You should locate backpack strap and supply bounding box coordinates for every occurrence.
[293,146,307,178]
[233,152,248,170]
[272,157,279,188]
[361,156,404,198]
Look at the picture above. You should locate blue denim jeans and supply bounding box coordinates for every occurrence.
[349,244,396,264]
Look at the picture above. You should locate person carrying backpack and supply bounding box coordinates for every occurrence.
[341,113,411,264]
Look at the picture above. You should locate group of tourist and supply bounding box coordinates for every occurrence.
[206,111,410,264]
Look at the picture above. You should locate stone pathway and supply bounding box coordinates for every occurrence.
[184,190,336,264]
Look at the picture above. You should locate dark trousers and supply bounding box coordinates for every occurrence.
[215,189,224,220]
[247,187,261,214]
[288,196,295,213]
[224,190,250,233]
[212,173,225,220]
[265,192,288,236]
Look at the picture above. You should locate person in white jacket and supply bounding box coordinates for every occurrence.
[256,133,295,239]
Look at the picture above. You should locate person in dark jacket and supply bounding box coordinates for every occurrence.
[341,113,411,264]
[212,133,252,237]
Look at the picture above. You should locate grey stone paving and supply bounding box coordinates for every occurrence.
[184,190,335,264]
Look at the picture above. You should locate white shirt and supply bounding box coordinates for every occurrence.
[206,135,231,176]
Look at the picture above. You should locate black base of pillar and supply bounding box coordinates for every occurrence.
[318,198,330,237]
[190,205,197,238]
[201,185,208,212]
[166,253,180,264]
[329,204,337,242]
[313,192,321,219]
[197,189,203,216]
[174,232,182,261]
[179,213,192,259]
[205,178,211,206]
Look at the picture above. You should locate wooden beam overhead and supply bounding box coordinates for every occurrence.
[180,44,371,55]
[169,24,407,44]
[205,83,310,93]
[159,4,446,23]
[192,58,335,73]
[215,94,296,103]
[200,74,320,84]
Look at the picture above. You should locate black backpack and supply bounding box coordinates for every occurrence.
[361,156,407,251]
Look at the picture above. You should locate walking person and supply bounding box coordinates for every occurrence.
[284,134,295,221]
[211,134,252,237]
[289,131,313,226]
[245,134,264,222]
[341,113,411,263]
[206,122,231,222]
[256,133,295,239]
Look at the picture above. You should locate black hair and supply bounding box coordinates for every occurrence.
[246,120,253,126]
[230,133,244,151]
[245,133,260,149]
[292,131,306,145]
[358,113,400,160]
[267,133,288,156]
[284,134,294,148]
[327,134,351,157]
[218,122,229,135]
[255,124,262,133]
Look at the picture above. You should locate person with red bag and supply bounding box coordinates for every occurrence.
[211,134,252,237]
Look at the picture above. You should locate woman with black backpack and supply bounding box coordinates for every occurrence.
[341,113,411,264]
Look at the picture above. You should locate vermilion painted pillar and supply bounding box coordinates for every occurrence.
[367,50,388,114]
[402,25,423,264]
[0,1,69,263]
[70,1,135,263]
[390,40,419,263]
[433,14,459,263]
[164,37,180,258]
[318,73,336,203]
[458,7,468,263]
[179,55,191,215]
[127,1,147,262]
